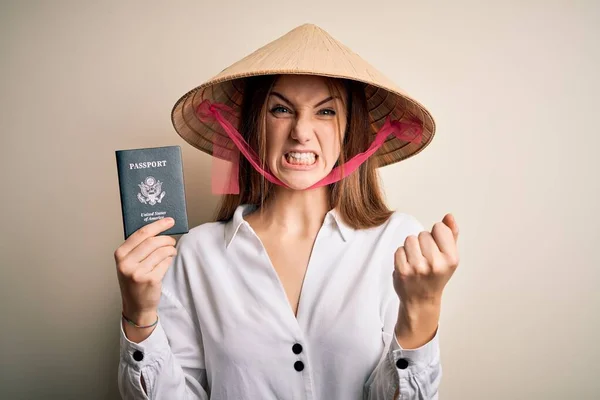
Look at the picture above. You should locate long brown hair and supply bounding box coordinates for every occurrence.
[214,74,393,229]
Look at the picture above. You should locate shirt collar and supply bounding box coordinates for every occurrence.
[224,204,255,248]
[326,208,355,242]
[224,204,355,248]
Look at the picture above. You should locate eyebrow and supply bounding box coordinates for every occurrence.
[269,92,336,108]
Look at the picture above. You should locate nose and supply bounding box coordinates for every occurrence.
[290,115,314,144]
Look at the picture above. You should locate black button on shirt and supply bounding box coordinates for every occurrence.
[294,361,304,371]
[396,358,409,369]
[133,350,144,362]
[292,343,303,354]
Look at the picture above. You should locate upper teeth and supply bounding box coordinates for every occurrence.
[288,152,316,160]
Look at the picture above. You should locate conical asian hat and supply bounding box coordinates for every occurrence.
[171,23,435,167]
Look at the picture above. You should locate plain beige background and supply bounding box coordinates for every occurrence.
[1,1,598,399]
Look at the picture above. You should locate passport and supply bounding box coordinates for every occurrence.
[115,145,189,239]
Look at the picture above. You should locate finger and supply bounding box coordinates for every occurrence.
[394,246,411,275]
[147,254,176,283]
[128,235,177,264]
[442,213,459,242]
[404,235,428,273]
[136,245,178,275]
[431,221,456,256]
[119,236,175,277]
[116,218,175,260]
[418,231,441,264]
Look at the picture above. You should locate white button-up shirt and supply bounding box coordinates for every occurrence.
[118,204,442,399]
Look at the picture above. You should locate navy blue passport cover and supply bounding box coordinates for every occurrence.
[115,145,189,239]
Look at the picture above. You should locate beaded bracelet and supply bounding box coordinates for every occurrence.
[122,312,159,329]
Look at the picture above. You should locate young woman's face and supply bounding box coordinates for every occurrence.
[265,75,348,191]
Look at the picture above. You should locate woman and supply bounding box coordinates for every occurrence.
[116,24,459,400]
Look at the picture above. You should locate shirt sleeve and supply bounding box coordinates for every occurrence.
[363,213,443,400]
[363,302,442,400]
[118,236,209,400]
[118,289,209,400]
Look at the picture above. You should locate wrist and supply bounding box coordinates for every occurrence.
[400,296,441,322]
[395,298,441,346]
[397,305,439,330]
[121,309,158,344]
[401,294,442,311]
[122,306,158,327]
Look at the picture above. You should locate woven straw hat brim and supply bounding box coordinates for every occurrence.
[171,24,435,168]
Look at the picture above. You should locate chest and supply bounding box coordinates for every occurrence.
[199,227,390,379]
[260,235,316,316]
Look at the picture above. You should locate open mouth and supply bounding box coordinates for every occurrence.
[284,151,318,166]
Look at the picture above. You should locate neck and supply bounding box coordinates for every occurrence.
[249,185,331,237]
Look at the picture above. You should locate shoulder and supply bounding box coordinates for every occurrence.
[348,209,425,246]
[161,220,227,299]
[385,210,426,236]
[367,210,426,249]
[173,204,251,254]
[174,220,226,254]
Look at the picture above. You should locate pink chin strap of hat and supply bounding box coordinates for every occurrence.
[195,99,423,195]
